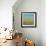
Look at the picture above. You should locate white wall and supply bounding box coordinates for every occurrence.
[41,0,46,46]
[0,0,16,29]
[0,0,46,46]
[13,0,46,46]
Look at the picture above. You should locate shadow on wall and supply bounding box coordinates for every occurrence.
[12,0,41,46]
[25,34,41,46]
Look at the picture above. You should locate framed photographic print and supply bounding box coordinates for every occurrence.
[21,12,37,28]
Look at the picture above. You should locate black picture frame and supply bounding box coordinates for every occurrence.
[21,12,37,28]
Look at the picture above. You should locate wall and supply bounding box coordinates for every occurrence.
[0,0,46,46]
[41,0,46,46]
[0,0,16,30]
[0,0,16,38]
[13,0,46,46]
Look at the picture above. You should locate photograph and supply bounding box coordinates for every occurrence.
[21,12,37,28]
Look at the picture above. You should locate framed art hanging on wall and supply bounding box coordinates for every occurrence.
[21,12,37,28]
